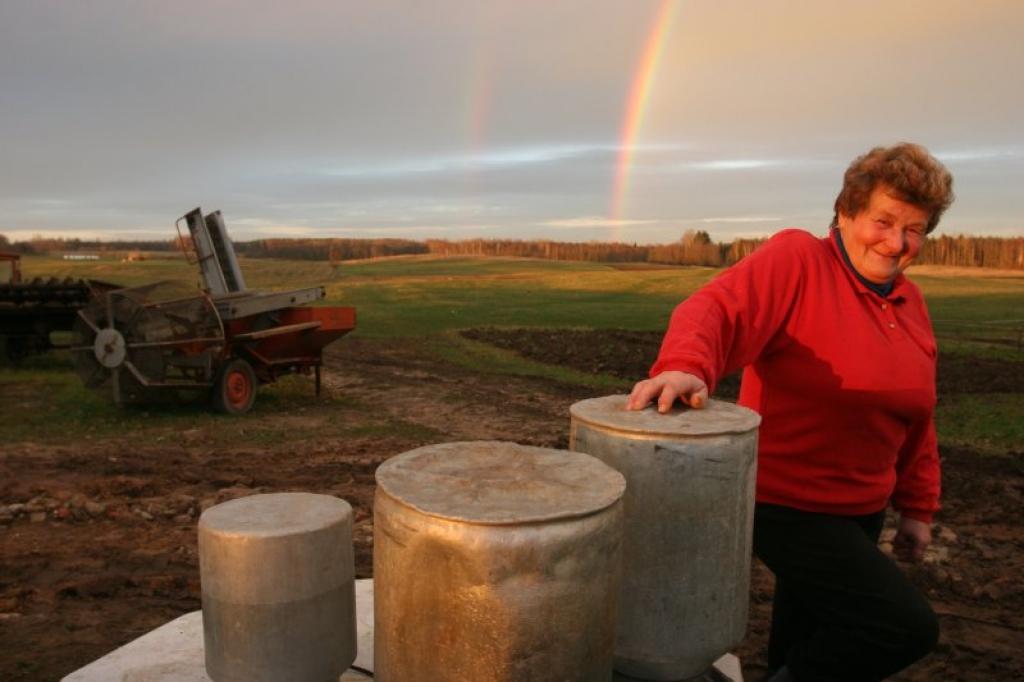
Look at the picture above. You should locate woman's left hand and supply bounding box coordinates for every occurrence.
[627,371,708,412]
[893,517,932,563]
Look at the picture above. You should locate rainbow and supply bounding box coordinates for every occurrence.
[609,0,679,240]
[465,46,493,159]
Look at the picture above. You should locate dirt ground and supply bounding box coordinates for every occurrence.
[2,330,1022,681]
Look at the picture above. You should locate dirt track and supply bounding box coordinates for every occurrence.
[2,331,1022,681]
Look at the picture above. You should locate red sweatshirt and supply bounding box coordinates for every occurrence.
[651,229,940,522]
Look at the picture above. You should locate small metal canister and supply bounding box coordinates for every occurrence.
[570,396,760,681]
[374,441,626,682]
[199,492,356,682]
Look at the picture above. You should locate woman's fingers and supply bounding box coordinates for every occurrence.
[656,382,681,413]
[893,517,932,563]
[627,379,661,410]
[658,382,708,412]
[688,385,709,410]
[627,372,708,412]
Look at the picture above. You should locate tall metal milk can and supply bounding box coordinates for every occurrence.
[198,492,357,682]
[569,395,760,681]
[374,441,626,682]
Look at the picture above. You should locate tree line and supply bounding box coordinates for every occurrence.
[420,231,767,267]
[921,234,1024,270]
[0,235,182,254]
[236,238,427,262]
[2,231,1022,270]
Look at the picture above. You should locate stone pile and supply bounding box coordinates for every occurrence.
[0,494,108,524]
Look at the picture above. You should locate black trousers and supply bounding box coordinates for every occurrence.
[753,504,939,681]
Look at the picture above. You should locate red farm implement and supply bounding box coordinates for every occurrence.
[70,208,355,413]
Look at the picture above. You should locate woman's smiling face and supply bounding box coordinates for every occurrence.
[837,184,931,284]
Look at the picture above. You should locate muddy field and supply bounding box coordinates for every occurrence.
[2,330,1022,681]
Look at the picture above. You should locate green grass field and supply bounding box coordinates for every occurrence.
[8,253,1024,453]
[20,253,1023,340]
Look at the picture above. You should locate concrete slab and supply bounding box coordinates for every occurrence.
[353,578,374,673]
[63,578,741,681]
[611,653,742,682]
[63,581,375,682]
[713,653,744,681]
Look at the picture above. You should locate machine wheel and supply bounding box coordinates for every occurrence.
[213,358,257,414]
[71,282,224,406]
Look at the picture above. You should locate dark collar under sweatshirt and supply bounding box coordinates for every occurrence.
[832,228,895,298]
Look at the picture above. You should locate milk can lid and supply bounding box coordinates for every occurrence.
[570,395,761,436]
[199,492,352,539]
[375,441,626,525]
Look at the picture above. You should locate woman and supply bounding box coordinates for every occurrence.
[628,143,953,681]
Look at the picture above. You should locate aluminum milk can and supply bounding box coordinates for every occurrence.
[199,492,357,682]
[570,396,760,681]
[373,441,626,682]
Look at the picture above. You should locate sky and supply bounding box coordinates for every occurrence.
[1,0,1021,244]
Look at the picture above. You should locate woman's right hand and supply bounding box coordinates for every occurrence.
[626,371,709,413]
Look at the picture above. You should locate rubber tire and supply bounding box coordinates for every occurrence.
[212,358,257,414]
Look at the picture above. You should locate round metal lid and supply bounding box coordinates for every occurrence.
[199,492,352,538]
[570,395,761,436]
[375,441,626,525]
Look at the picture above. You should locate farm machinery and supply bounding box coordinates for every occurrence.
[0,251,119,362]
[69,208,356,414]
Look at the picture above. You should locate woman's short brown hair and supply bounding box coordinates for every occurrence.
[831,143,954,233]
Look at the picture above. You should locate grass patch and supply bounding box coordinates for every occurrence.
[7,254,1024,455]
[936,393,1024,455]
[21,251,1021,347]
[938,342,1023,363]
[335,280,687,338]
[0,363,428,448]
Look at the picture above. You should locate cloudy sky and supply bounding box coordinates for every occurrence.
[1,0,1021,243]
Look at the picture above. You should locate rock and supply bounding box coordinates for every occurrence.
[139,510,154,521]
[951,575,976,598]
[29,511,47,523]
[7,503,26,515]
[172,514,193,524]
[981,579,1017,601]
[159,506,177,519]
[936,524,958,544]
[214,486,255,504]
[922,545,949,564]
[169,494,197,516]
[84,501,106,516]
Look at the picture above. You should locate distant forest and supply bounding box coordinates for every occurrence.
[2,230,1022,270]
